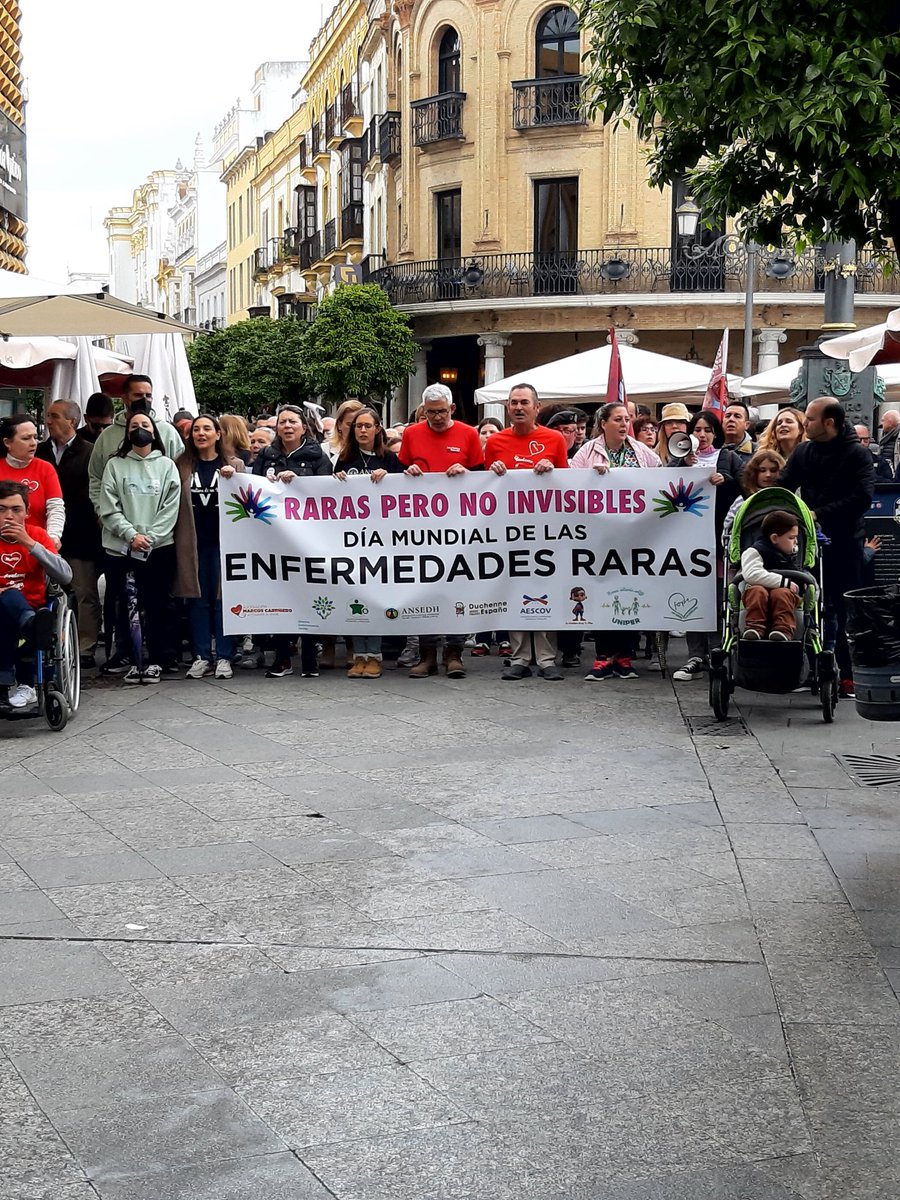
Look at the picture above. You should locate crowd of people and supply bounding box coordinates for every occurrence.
[0,371,884,708]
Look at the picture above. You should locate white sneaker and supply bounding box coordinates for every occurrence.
[215,658,233,679]
[186,658,212,679]
[8,683,37,709]
[672,656,707,682]
[143,664,162,683]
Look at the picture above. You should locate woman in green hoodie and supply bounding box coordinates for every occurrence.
[99,411,181,684]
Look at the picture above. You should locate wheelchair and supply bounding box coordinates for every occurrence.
[1,585,81,732]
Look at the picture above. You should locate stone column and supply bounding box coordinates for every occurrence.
[755,328,787,375]
[408,339,431,416]
[477,334,512,422]
[607,327,639,346]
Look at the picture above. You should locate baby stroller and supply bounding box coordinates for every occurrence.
[708,487,838,723]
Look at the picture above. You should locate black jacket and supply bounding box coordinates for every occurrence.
[35,434,100,560]
[778,427,875,542]
[252,438,332,478]
[709,447,745,537]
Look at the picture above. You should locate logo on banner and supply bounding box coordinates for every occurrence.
[604,588,649,626]
[653,478,708,518]
[225,485,278,525]
[312,596,335,619]
[401,606,440,620]
[467,601,508,618]
[385,607,399,620]
[349,600,369,616]
[454,602,466,616]
[229,603,292,618]
[667,592,700,622]
[568,587,588,624]
[521,593,551,618]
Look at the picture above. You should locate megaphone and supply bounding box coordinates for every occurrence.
[667,431,699,460]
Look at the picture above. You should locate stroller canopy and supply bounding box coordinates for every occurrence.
[727,487,818,569]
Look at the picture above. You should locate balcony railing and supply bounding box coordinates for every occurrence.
[364,114,378,163]
[299,231,322,270]
[411,92,465,146]
[361,254,386,282]
[341,82,358,126]
[311,122,321,157]
[379,112,401,162]
[324,218,337,256]
[325,102,338,145]
[512,77,585,130]
[282,227,300,258]
[368,245,900,305]
[299,137,309,170]
[341,202,364,244]
[253,246,269,277]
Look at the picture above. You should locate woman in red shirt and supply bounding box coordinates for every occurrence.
[0,414,64,547]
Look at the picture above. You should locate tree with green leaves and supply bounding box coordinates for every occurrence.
[577,0,900,248]
[185,317,309,416]
[300,283,416,406]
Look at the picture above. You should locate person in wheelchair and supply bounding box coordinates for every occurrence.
[740,509,804,642]
[0,481,73,709]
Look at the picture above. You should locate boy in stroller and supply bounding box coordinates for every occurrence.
[741,510,804,642]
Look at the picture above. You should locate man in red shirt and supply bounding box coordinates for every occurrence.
[486,383,568,681]
[0,481,72,709]
[399,384,484,678]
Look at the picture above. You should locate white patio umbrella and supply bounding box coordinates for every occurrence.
[0,270,197,338]
[48,338,136,411]
[474,343,740,407]
[0,336,76,370]
[820,310,900,371]
[119,332,197,420]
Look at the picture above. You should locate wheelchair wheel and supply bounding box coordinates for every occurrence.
[57,605,80,713]
[710,673,730,721]
[44,688,68,732]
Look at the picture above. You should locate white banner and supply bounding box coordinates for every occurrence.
[219,469,717,635]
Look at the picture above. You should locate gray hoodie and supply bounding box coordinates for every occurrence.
[98,449,181,555]
[89,410,183,513]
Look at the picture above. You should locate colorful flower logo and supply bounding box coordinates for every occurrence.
[653,478,709,517]
[224,485,278,524]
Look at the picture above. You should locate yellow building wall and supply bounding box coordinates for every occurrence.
[224,149,258,323]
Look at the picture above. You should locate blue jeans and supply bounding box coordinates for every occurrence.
[355,635,382,657]
[189,543,234,662]
[0,589,36,686]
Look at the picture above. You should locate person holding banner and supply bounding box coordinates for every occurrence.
[485,383,568,682]
[572,401,661,680]
[253,406,331,679]
[399,384,483,679]
[335,408,404,679]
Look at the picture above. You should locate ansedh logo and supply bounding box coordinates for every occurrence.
[224,485,278,525]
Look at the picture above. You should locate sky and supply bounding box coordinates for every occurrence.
[22,0,332,282]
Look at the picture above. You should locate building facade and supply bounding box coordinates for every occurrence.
[0,1,25,272]
[105,170,183,309]
[357,0,900,418]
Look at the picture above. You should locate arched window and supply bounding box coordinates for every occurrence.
[536,7,580,78]
[438,27,461,93]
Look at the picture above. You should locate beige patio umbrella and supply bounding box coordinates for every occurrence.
[0,270,196,337]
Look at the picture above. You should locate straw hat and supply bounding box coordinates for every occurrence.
[659,402,691,422]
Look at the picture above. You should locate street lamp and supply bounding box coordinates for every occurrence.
[675,198,701,241]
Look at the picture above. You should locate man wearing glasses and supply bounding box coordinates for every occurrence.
[398,384,483,679]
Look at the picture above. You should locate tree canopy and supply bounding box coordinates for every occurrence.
[185,317,308,416]
[577,0,900,248]
[300,283,416,405]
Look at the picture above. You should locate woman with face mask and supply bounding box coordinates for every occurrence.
[98,411,181,684]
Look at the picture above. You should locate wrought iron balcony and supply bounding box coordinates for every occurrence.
[379,112,401,162]
[311,122,321,158]
[341,203,364,244]
[325,102,339,146]
[278,296,316,321]
[411,92,465,146]
[361,254,386,282]
[253,246,270,277]
[299,231,322,270]
[324,218,337,256]
[282,227,300,258]
[341,82,358,126]
[299,136,309,170]
[512,77,585,130]
[367,245,900,305]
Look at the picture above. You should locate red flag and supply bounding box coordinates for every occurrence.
[704,330,729,414]
[607,327,631,430]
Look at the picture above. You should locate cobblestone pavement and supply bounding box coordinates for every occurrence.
[0,651,897,1199]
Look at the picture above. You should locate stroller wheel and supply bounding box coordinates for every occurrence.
[710,674,730,721]
[821,677,837,724]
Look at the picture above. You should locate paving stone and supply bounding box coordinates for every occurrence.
[50,1089,285,1183]
[0,941,132,1007]
[91,1153,333,1199]
[0,994,171,1052]
[766,955,900,1025]
[97,942,283,988]
[17,851,162,889]
[0,889,66,926]
[142,841,282,875]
